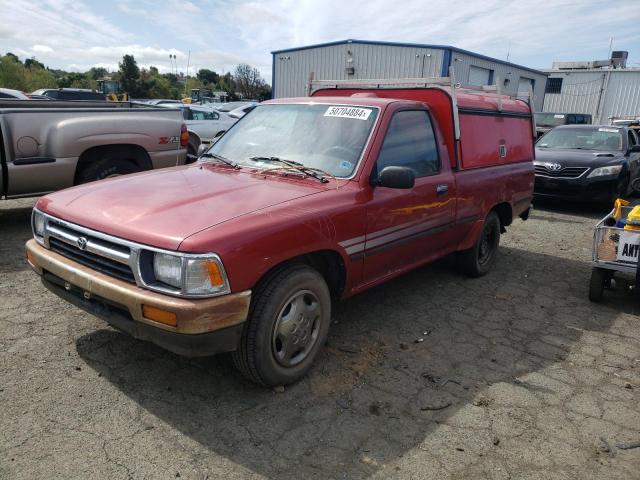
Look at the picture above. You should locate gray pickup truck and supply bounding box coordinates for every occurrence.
[0,100,187,199]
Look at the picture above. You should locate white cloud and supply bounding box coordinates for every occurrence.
[1,0,639,84]
[32,45,54,53]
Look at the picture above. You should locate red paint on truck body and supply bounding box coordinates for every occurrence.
[36,90,534,299]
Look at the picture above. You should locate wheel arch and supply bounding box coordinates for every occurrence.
[251,249,347,302]
[74,144,152,184]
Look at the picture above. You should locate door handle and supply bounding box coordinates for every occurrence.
[436,184,449,195]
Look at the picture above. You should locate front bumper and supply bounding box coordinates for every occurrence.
[26,239,251,357]
[534,174,619,202]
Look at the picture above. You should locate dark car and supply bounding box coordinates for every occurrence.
[31,88,106,101]
[534,125,640,203]
[535,112,592,139]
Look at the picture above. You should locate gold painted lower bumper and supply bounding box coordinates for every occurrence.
[25,239,250,335]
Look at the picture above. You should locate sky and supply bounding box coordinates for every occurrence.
[1,0,639,84]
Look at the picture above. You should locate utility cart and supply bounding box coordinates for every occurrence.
[590,202,640,301]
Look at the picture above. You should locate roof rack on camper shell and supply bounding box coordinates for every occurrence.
[309,70,536,141]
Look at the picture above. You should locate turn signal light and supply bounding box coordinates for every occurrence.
[180,124,189,147]
[142,305,177,327]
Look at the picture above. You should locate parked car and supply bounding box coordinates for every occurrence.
[535,112,592,139]
[228,102,257,119]
[534,125,640,203]
[160,104,237,158]
[25,82,534,386]
[31,88,106,101]
[0,99,187,199]
[212,101,255,113]
[0,87,29,99]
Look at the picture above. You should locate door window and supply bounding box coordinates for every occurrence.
[376,110,439,178]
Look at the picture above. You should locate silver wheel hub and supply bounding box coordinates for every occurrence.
[272,290,321,367]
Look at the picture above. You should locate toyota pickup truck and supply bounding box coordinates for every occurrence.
[0,100,187,199]
[26,78,534,387]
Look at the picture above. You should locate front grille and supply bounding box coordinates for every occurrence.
[534,165,589,178]
[49,237,135,283]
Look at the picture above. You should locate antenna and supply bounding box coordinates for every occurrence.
[607,36,613,60]
[506,41,511,62]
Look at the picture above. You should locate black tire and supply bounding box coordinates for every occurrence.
[186,136,199,164]
[77,157,141,184]
[589,268,605,302]
[458,211,501,277]
[232,264,331,387]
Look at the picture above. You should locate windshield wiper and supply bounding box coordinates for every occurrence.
[200,152,240,169]
[249,156,330,183]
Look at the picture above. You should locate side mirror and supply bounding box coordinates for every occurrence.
[197,143,208,157]
[629,145,640,153]
[374,166,415,189]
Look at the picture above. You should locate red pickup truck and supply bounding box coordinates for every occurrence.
[26,79,534,386]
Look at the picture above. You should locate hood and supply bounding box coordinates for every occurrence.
[37,164,325,250]
[535,148,625,166]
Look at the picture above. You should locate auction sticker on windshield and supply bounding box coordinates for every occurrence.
[324,106,372,120]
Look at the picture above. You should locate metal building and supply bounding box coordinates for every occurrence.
[542,60,640,124]
[271,39,548,110]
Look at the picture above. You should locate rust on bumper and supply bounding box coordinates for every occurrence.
[25,239,251,335]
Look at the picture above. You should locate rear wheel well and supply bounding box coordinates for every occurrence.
[491,202,512,233]
[253,251,346,301]
[74,144,152,184]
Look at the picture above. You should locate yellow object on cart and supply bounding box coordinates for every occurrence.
[624,205,640,231]
[613,198,630,220]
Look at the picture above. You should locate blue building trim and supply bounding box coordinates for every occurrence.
[441,48,451,77]
[271,53,276,99]
[271,39,547,77]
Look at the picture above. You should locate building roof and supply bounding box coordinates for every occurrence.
[271,39,547,76]
[544,68,640,74]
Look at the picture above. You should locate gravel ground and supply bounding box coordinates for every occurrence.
[1,197,639,480]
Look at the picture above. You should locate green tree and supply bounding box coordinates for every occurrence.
[25,58,45,70]
[118,54,140,97]
[196,68,219,86]
[24,66,57,91]
[0,54,27,90]
[88,67,109,80]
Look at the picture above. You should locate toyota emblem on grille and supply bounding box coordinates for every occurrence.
[545,162,563,172]
[76,237,88,250]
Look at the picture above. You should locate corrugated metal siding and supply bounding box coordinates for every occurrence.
[542,71,604,117]
[542,70,640,123]
[451,52,547,110]
[601,71,640,121]
[274,44,444,98]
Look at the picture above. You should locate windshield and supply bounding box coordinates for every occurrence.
[208,103,379,178]
[537,127,623,151]
[535,113,567,128]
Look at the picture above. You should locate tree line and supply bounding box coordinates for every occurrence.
[0,53,271,101]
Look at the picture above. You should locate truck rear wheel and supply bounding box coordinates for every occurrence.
[458,211,501,277]
[232,264,331,387]
[77,158,142,184]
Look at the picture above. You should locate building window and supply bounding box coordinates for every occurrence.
[468,65,492,86]
[545,77,563,94]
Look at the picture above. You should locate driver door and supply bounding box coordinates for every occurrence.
[362,109,455,284]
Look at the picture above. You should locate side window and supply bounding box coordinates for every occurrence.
[629,130,637,146]
[181,108,192,120]
[376,110,439,178]
[192,111,206,120]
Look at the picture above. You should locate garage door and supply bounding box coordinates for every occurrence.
[518,77,534,93]
[468,66,491,86]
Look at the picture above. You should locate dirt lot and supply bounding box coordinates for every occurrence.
[1,198,639,480]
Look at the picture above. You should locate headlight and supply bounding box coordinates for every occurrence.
[32,209,46,243]
[151,252,230,296]
[153,252,183,288]
[588,165,623,178]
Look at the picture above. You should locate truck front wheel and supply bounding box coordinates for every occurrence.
[232,264,331,387]
[458,211,501,277]
[77,158,142,184]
